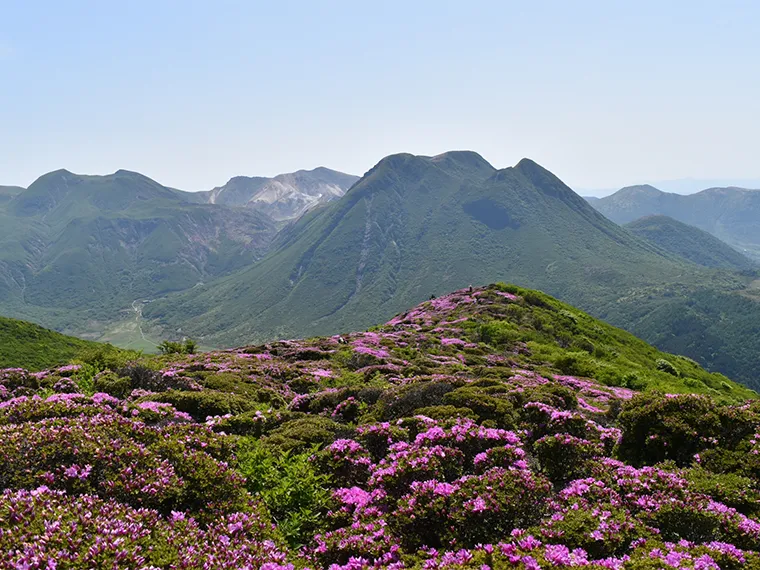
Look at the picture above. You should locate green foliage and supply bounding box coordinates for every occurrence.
[656,358,679,376]
[534,434,602,485]
[378,381,456,420]
[263,416,351,452]
[536,504,652,559]
[448,467,553,547]
[236,438,331,547]
[686,467,760,515]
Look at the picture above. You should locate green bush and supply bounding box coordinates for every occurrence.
[263,416,351,452]
[378,381,456,420]
[656,358,679,376]
[686,468,760,515]
[92,371,132,399]
[146,390,256,421]
[412,405,477,422]
[443,387,516,428]
[552,352,596,377]
[448,467,552,546]
[616,393,722,466]
[534,433,603,485]
[536,503,652,559]
[157,339,197,355]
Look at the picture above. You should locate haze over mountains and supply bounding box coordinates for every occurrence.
[4,152,760,388]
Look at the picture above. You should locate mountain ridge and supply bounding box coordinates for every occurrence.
[590,184,760,259]
[0,168,279,342]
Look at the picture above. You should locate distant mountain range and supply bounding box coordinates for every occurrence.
[581,178,760,197]
[4,154,760,388]
[588,185,760,259]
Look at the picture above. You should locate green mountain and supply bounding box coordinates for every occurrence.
[590,184,760,259]
[0,169,277,341]
[625,215,756,271]
[145,151,760,388]
[0,314,106,370]
[196,167,360,221]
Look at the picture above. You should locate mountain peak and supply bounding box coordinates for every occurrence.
[509,158,587,205]
[430,150,493,166]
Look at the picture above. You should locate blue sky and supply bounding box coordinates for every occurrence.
[1,0,758,194]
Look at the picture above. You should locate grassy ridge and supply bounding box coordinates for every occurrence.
[0,315,106,370]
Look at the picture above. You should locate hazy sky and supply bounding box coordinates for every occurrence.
[1,0,758,193]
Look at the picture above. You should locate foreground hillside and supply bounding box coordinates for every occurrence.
[2,285,759,568]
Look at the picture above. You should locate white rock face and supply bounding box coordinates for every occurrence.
[206,167,359,221]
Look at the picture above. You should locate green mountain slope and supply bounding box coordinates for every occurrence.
[0,314,106,370]
[590,185,760,259]
[625,215,756,271]
[146,152,760,388]
[0,169,278,340]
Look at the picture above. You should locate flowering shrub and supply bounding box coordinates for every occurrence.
[320,438,373,486]
[0,487,286,569]
[448,467,553,546]
[1,285,759,567]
